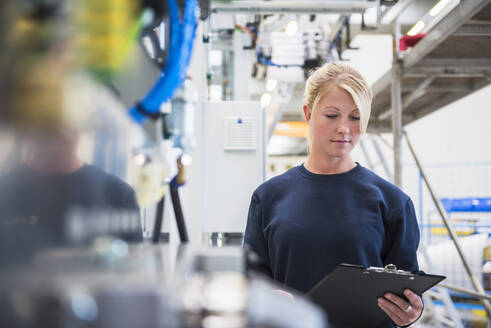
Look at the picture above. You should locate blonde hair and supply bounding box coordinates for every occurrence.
[304,61,373,134]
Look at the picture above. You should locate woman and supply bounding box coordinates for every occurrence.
[244,62,423,327]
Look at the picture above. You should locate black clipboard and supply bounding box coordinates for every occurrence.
[306,263,446,327]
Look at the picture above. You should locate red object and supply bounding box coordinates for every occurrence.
[399,33,427,51]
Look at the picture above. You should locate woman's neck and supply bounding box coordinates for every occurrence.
[304,153,356,175]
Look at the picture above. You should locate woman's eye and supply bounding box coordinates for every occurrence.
[350,116,360,120]
[325,114,337,119]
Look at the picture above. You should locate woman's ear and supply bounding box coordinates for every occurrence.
[303,104,311,123]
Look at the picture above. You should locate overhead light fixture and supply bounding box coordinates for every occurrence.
[429,0,452,17]
[285,20,298,35]
[407,21,425,36]
[266,79,278,92]
[260,93,271,108]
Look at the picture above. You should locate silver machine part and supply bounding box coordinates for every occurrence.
[0,244,328,328]
[203,232,244,247]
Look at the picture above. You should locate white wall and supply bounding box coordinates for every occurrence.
[404,84,491,164]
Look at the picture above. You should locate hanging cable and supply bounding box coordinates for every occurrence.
[168,155,189,243]
[170,178,189,243]
[152,196,165,244]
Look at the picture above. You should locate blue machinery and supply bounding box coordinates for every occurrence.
[129,0,198,124]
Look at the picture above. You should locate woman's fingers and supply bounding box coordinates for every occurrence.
[377,290,423,326]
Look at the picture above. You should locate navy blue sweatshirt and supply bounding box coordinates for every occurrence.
[0,164,142,266]
[244,163,420,327]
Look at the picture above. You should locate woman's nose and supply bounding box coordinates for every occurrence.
[337,125,350,134]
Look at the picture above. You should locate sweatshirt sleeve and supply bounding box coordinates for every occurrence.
[243,193,273,278]
[381,197,420,273]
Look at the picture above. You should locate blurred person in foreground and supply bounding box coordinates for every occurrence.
[244,62,423,327]
[0,126,142,267]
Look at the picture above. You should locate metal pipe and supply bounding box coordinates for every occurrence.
[211,1,373,14]
[379,0,417,25]
[212,7,364,14]
[403,131,491,318]
[421,247,464,327]
[391,59,403,187]
[375,133,393,150]
[359,137,376,171]
[370,134,393,181]
[440,283,491,302]
[402,76,435,110]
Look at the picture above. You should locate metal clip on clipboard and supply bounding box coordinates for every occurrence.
[364,264,416,279]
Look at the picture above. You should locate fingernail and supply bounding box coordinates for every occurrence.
[404,290,411,296]
[377,298,383,303]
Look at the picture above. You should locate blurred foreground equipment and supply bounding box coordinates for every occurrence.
[0,244,327,328]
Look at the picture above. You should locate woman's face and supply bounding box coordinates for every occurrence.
[303,86,361,160]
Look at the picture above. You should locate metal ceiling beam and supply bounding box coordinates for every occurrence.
[368,49,489,97]
[466,19,491,25]
[211,0,375,14]
[400,75,435,109]
[453,24,491,36]
[407,58,491,73]
[370,76,489,128]
[378,0,417,24]
[371,69,392,96]
[378,75,435,120]
[369,113,415,130]
[404,72,489,78]
[401,77,491,126]
[402,85,474,93]
[403,0,491,68]
[366,120,392,133]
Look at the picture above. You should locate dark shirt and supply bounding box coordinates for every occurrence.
[244,163,420,327]
[0,164,142,265]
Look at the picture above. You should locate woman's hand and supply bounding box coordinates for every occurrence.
[377,289,423,327]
